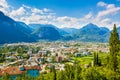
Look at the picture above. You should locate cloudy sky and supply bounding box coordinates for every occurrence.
[0,0,120,29]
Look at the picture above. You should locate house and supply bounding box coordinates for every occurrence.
[6,56,17,60]
[47,58,54,63]
[81,51,91,56]
[8,52,16,55]
[17,56,23,59]
[28,57,34,62]
[56,56,62,62]
[74,53,81,57]
[37,57,45,63]
[38,51,47,57]
[0,69,3,78]
[55,64,65,71]
[51,53,57,56]
[27,51,33,57]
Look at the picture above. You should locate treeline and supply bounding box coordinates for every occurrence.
[0,45,41,54]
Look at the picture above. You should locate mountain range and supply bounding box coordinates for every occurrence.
[0,11,119,44]
[76,23,110,42]
[31,24,61,40]
[0,11,36,44]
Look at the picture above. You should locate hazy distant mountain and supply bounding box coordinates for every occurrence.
[99,27,110,35]
[28,24,44,31]
[31,25,61,40]
[61,28,79,34]
[75,23,110,42]
[0,11,36,44]
[117,27,120,37]
[79,23,100,35]
[29,24,68,35]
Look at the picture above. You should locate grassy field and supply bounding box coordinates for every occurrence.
[71,52,109,66]
[71,56,93,65]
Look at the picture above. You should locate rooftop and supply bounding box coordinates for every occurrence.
[0,66,41,76]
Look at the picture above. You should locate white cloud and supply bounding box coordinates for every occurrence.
[2,4,54,24]
[84,12,92,19]
[97,1,107,7]
[0,0,53,24]
[101,18,111,23]
[92,2,120,29]
[95,2,120,26]
[57,16,72,22]
[10,7,26,17]
[43,8,50,12]
[17,7,55,24]
[31,8,43,14]
[0,0,9,9]
[0,0,120,29]
[22,4,31,9]
[97,4,120,18]
[106,4,115,9]
[0,0,10,14]
[14,2,119,29]
[97,7,120,18]
[52,16,93,28]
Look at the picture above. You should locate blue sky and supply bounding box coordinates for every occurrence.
[0,0,120,29]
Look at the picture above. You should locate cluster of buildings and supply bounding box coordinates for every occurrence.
[0,41,109,79]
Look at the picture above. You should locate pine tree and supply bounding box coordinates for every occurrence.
[109,24,119,71]
[94,53,98,66]
[94,52,101,66]
[96,53,99,65]
[94,52,97,66]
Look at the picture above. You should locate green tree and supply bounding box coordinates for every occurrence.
[44,72,54,80]
[82,67,106,80]
[1,74,11,80]
[16,74,32,80]
[94,53,101,66]
[51,66,56,80]
[36,73,44,80]
[109,24,119,71]
[64,64,75,80]
[94,52,97,66]
[57,71,66,80]
[74,64,82,80]
[0,53,5,63]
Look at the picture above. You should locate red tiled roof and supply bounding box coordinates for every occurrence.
[0,66,41,76]
[24,66,41,70]
[0,69,4,76]
[1,66,23,76]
